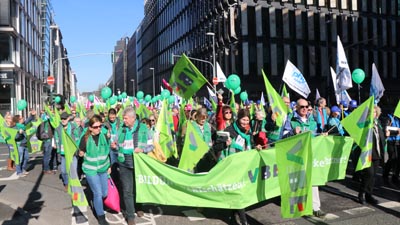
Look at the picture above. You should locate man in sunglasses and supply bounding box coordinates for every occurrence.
[103,108,122,165]
[281,98,326,218]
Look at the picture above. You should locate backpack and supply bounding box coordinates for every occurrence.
[36,121,52,141]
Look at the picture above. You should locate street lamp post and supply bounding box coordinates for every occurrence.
[130,79,135,96]
[206,32,216,91]
[149,68,155,97]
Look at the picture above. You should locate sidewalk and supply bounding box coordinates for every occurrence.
[0,150,83,225]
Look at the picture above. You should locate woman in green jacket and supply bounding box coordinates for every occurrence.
[78,115,110,225]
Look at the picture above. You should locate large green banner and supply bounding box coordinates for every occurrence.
[136,149,280,209]
[135,135,353,210]
[311,135,353,185]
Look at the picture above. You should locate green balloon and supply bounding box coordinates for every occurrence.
[70,96,76,103]
[121,92,127,99]
[88,95,94,102]
[54,96,61,103]
[129,96,134,102]
[168,95,175,104]
[136,91,144,99]
[161,89,170,99]
[109,96,117,105]
[234,86,241,95]
[101,87,112,99]
[145,94,152,102]
[17,99,27,111]
[352,68,365,84]
[227,74,241,90]
[224,80,231,90]
[117,95,122,101]
[240,91,248,102]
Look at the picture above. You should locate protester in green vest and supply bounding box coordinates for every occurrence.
[281,98,326,218]
[110,107,154,225]
[213,109,261,225]
[54,112,77,190]
[78,114,110,225]
[103,108,121,166]
[187,108,212,147]
[11,110,36,177]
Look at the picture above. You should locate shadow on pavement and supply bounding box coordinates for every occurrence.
[2,170,45,225]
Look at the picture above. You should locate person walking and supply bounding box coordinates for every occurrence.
[78,115,110,225]
[111,107,153,225]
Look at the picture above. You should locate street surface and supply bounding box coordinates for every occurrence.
[0,144,399,225]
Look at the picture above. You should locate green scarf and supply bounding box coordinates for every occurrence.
[232,122,252,151]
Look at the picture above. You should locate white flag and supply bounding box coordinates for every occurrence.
[331,67,352,105]
[282,60,311,98]
[216,62,227,82]
[206,86,217,103]
[260,92,266,106]
[336,35,353,92]
[315,88,321,101]
[370,63,385,103]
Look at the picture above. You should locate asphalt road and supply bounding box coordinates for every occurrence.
[1,144,399,225]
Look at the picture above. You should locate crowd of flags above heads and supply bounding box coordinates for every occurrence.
[70,36,393,133]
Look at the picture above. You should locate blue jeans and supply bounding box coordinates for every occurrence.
[109,148,118,165]
[120,166,136,220]
[16,146,29,175]
[60,155,78,185]
[42,141,53,171]
[85,172,108,216]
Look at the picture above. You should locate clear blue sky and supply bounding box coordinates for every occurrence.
[52,0,144,93]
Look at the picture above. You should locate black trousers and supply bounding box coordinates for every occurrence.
[383,142,399,178]
[359,160,379,195]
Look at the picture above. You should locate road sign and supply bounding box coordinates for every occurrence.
[212,77,219,85]
[47,76,55,85]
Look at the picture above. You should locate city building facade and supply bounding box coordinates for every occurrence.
[0,0,76,115]
[123,0,400,107]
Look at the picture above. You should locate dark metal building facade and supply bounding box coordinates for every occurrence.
[132,0,399,107]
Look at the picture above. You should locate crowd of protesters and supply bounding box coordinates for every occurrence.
[1,93,400,225]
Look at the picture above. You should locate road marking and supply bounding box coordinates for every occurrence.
[0,153,9,156]
[0,159,6,162]
[378,201,400,209]
[343,206,375,215]
[0,166,9,171]
[71,206,88,225]
[182,209,206,221]
[0,172,19,181]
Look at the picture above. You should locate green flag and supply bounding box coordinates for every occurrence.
[25,119,42,136]
[394,100,400,118]
[230,91,237,116]
[281,84,289,98]
[341,96,375,171]
[137,104,152,120]
[61,129,88,206]
[1,127,19,165]
[64,103,72,114]
[262,70,288,127]
[178,122,210,172]
[275,132,313,218]
[155,100,178,158]
[169,54,208,99]
[44,105,61,129]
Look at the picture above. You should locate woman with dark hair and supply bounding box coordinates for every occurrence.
[213,109,261,225]
[78,115,110,225]
[216,94,234,131]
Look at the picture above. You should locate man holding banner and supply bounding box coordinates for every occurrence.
[281,98,326,218]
